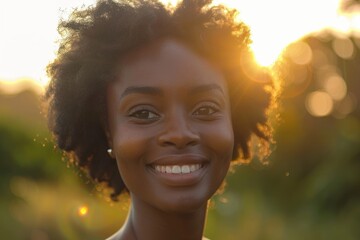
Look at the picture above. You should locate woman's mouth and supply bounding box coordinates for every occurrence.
[147,155,208,186]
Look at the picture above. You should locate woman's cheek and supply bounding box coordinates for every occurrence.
[203,119,234,157]
[113,126,151,168]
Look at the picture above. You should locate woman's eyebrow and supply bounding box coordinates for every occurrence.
[190,83,225,96]
[120,86,163,99]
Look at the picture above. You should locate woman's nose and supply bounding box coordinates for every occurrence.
[157,111,200,149]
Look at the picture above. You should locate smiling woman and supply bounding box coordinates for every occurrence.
[106,40,234,217]
[45,0,277,239]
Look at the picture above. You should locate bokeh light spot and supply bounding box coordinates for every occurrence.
[323,75,347,101]
[332,37,355,59]
[78,205,89,217]
[286,41,313,65]
[306,91,334,117]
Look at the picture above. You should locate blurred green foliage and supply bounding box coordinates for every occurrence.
[0,33,359,239]
[0,94,126,240]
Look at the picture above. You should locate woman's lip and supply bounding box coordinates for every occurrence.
[149,154,208,166]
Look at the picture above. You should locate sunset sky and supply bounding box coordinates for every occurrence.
[0,0,359,93]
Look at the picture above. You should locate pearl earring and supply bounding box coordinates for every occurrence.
[107,149,114,158]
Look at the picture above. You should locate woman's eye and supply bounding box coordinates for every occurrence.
[129,110,159,120]
[193,106,217,116]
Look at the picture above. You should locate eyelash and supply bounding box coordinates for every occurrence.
[128,106,160,121]
[193,102,220,116]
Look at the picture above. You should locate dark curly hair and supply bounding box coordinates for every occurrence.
[45,0,277,200]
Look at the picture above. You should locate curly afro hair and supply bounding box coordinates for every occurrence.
[45,0,277,200]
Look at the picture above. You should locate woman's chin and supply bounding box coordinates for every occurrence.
[154,195,210,214]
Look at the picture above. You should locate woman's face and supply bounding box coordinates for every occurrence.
[107,39,234,212]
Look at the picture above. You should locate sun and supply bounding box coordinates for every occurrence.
[216,0,344,67]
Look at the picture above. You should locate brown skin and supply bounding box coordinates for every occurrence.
[106,39,234,240]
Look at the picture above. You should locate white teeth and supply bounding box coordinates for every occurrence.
[154,164,202,174]
[181,165,190,174]
[172,165,181,174]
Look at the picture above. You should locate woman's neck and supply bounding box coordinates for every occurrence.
[115,196,208,240]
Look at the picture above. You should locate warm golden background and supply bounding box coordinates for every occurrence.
[1,0,359,239]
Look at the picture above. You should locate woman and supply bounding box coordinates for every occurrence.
[45,0,276,239]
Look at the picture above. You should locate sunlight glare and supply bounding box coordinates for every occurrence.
[214,0,356,66]
[0,0,360,88]
[0,0,96,89]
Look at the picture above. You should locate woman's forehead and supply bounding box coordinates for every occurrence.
[107,38,229,101]
[117,39,213,67]
[115,38,225,85]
